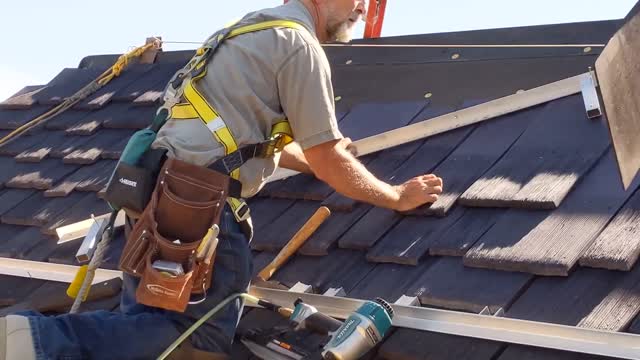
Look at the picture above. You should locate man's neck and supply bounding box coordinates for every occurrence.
[298,0,329,42]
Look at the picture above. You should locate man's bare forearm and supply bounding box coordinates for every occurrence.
[278,142,313,174]
[304,139,400,210]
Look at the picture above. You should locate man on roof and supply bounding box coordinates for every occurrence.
[0,1,442,359]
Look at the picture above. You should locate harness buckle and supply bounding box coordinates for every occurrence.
[231,199,251,223]
[262,134,288,157]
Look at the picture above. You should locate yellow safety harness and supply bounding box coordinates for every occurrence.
[159,20,306,222]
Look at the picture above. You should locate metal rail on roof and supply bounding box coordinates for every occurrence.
[0,259,638,359]
[249,287,640,360]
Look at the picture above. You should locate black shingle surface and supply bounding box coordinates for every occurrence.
[1,17,639,360]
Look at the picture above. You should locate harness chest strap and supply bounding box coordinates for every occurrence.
[166,20,303,221]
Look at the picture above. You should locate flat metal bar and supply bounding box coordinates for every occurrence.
[269,72,588,183]
[248,287,640,360]
[324,43,606,48]
[0,257,122,284]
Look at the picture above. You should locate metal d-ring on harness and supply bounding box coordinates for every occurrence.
[157,20,306,222]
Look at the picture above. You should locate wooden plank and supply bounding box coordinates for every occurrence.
[379,328,503,360]
[580,188,640,270]
[506,265,640,332]
[595,8,640,189]
[464,150,640,276]
[0,257,121,283]
[366,206,465,265]
[460,95,610,209]
[429,207,505,256]
[407,257,532,314]
[55,210,125,243]
[268,73,589,183]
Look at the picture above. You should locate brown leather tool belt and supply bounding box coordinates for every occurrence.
[118,157,240,312]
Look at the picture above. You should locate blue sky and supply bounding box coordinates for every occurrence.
[0,0,636,100]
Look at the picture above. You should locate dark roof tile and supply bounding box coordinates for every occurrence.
[251,200,323,252]
[337,101,427,141]
[0,189,36,216]
[429,207,505,256]
[0,224,36,257]
[0,226,49,259]
[111,64,180,102]
[44,109,93,131]
[74,64,155,110]
[0,275,45,307]
[378,328,502,360]
[0,132,44,157]
[42,192,110,235]
[498,345,617,360]
[0,106,52,130]
[1,191,86,227]
[273,249,375,293]
[580,187,640,271]
[348,260,433,301]
[0,85,46,110]
[45,160,115,196]
[366,206,466,265]
[248,197,297,231]
[35,68,107,105]
[415,103,538,216]
[408,257,532,313]
[5,159,80,190]
[99,130,136,159]
[102,104,155,129]
[506,265,640,331]
[464,150,640,276]
[298,203,370,256]
[460,95,611,209]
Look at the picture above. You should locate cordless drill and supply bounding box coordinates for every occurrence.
[246,297,394,360]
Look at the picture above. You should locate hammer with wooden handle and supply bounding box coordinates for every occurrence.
[257,206,331,282]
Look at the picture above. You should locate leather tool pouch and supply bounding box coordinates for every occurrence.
[119,157,231,312]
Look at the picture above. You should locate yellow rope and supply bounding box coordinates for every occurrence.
[0,40,161,147]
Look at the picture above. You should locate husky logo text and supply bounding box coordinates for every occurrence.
[119,178,137,187]
[146,284,179,298]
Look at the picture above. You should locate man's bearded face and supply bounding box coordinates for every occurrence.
[325,1,366,42]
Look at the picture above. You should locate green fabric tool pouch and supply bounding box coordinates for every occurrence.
[104,109,168,218]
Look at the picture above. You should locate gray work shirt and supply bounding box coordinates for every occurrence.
[152,0,342,198]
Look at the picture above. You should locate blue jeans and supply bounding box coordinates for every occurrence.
[15,207,254,360]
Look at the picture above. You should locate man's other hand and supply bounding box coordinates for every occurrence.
[393,174,443,212]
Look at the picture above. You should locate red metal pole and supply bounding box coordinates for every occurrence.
[364,0,387,38]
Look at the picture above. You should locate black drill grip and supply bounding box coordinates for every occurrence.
[302,312,343,334]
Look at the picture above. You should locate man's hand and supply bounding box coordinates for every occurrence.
[303,137,444,212]
[393,174,443,212]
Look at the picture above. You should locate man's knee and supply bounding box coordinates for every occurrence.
[0,315,36,360]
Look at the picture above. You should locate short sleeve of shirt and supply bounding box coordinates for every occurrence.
[277,40,343,149]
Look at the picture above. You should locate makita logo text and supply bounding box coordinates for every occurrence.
[119,178,137,187]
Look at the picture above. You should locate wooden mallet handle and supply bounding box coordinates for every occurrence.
[257,206,331,281]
